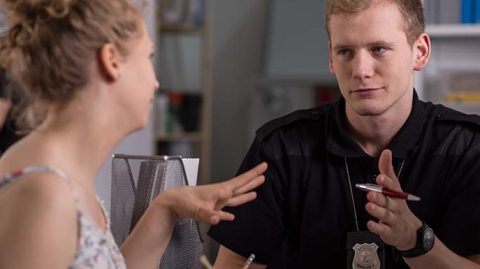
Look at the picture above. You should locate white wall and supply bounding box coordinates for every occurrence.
[210,0,269,183]
[266,0,332,81]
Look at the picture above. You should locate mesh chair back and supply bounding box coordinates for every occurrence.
[110,154,203,269]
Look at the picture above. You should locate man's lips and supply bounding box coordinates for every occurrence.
[353,87,383,92]
[351,87,383,95]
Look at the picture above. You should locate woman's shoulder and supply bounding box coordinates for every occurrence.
[0,169,78,266]
[0,166,77,228]
[2,167,71,199]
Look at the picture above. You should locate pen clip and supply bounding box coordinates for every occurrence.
[242,253,256,269]
[355,183,382,192]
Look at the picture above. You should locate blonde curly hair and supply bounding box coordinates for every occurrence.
[0,0,143,130]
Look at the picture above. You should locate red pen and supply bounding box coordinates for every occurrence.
[355,183,421,201]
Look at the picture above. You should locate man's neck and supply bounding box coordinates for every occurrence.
[346,97,413,157]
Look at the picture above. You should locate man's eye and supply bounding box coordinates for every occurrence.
[372,47,386,54]
[337,49,351,56]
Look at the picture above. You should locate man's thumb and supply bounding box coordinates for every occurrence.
[379,149,395,179]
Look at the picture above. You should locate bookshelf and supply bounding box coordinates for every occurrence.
[417,22,480,114]
[412,1,480,112]
[155,0,212,183]
[426,24,480,37]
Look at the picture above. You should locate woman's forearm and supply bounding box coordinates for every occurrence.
[120,191,176,269]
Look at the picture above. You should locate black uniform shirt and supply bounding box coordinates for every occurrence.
[209,91,480,268]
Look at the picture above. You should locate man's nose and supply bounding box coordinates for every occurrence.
[352,51,374,80]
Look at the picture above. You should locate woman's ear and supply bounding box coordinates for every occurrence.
[413,33,431,71]
[98,43,121,81]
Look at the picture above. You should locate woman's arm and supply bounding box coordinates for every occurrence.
[120,162,267,269]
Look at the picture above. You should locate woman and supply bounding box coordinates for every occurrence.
[0,0,267,268]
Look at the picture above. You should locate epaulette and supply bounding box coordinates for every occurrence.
[255,105,329,142]
[435,104,480,128]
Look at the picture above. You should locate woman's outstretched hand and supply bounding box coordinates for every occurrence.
[157,162,267,225]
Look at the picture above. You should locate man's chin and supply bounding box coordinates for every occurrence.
[351,106,386,117]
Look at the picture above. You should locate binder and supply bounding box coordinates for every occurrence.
[461,0,474,24]
[475,0,480,22]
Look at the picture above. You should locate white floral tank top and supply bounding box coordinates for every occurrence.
[0,165,127,269]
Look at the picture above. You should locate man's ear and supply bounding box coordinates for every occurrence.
[413,33,431,71]
[98,43,121,81]
[328,41,335,74]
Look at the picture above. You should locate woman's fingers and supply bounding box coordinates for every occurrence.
[215,175,264,209]
[226,162,267,191]
[226,192,257,207]
[218,210,235,221]
[200,209,235,225]
[185,162,267,224]
[233,175,265,196]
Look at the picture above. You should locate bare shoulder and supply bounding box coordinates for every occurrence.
[0,171,76,210]
[0,172,78,268]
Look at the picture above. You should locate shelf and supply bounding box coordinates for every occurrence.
[156,132,202,142]
[155,0,212,184]
[426,24,480,38]
[441,102,480,115]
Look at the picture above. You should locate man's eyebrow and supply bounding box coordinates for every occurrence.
[332,41,396,51]
[367,41,396,47]
[332,44,352,51]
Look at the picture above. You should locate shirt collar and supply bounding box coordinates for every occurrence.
[326,90,424,159]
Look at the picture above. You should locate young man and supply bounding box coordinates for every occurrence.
[209,0,480,268]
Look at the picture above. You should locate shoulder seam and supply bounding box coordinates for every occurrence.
[256,104,334,142]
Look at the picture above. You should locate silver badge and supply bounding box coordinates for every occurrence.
[352,243,380,269]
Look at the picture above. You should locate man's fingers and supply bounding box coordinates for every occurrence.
[366,201,396,225]
[376,174,402,192]
[377,150,402,191]
[367,191,393,210]
[378,149,395,178]
[367,220,391,236]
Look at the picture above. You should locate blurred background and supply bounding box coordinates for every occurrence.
[2,0,480,263]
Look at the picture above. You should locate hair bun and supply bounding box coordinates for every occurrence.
[2,0,76,23]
